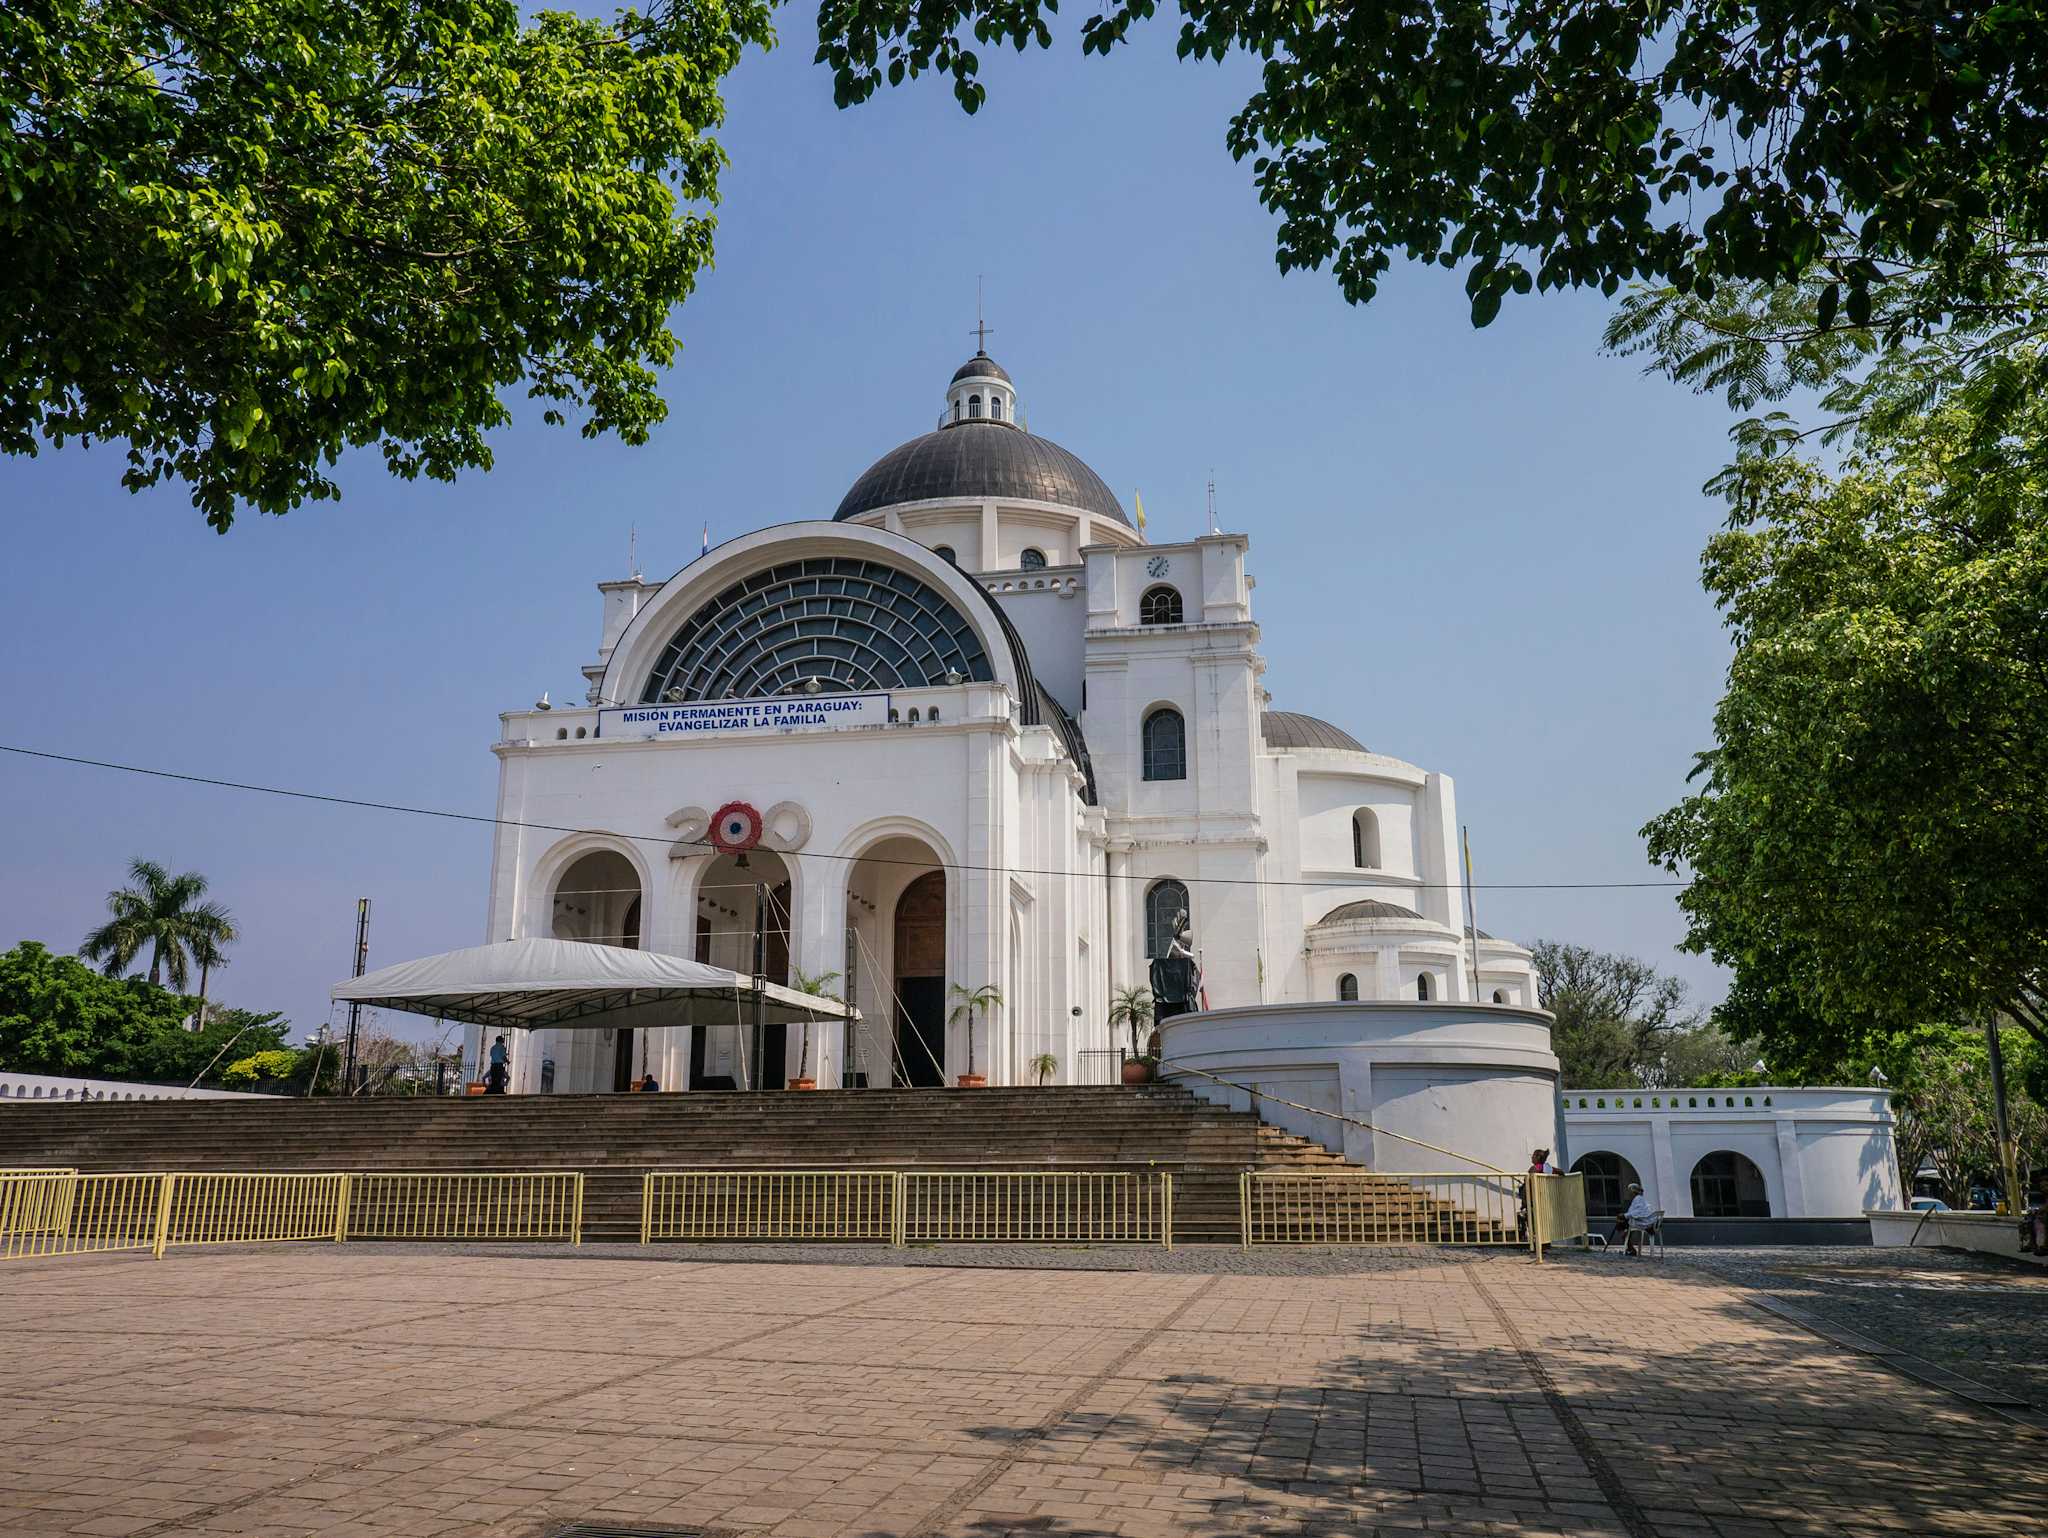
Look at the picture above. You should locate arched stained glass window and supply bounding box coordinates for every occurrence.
[1019,547,1047,571]
[1145,879,1189,960]
[1142,708,1186,781]
[640,556,996,704]
[1337,973,1358,1001]
[1139,585,1183,625]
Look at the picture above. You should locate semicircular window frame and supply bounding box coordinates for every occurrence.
[640,556,997,705]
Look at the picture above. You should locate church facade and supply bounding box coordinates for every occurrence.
[474,350,1539,1093]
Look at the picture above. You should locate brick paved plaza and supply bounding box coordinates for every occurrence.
[3,1245,2044,1538]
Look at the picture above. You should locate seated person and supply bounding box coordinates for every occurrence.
[1617,1183,1655,1253]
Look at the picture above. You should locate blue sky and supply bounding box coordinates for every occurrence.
[0,26,1742,1041]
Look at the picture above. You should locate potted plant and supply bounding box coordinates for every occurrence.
[947,982,1001,1087]
[786,966,842,1090]
[1108,985,1156,1084]
[1030,1052,1058,1086]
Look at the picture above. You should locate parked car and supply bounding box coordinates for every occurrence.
[1910,1197,1951,1213]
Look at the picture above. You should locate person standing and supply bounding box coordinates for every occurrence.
[485,1034,510,1094]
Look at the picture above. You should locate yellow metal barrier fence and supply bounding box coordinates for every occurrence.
[900,1171,1172,1248]
[348,1172,584,1243]
[1528,1171,1589,1252]
[0,1172,161,1260]
[642,1169,898,1242]
[1241,1170,1529,1248]
[160,1172,348,1254]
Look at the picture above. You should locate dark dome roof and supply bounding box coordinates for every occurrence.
[1316,899,1425,925]
[835,421,1128,525]
[1262,711,1368,754]
[952,352,1012,384]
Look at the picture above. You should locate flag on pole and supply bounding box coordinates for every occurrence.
[701,521,710,556]
[1133,491,1147,532]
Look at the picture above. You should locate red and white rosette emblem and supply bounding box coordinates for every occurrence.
[709,800,764,855]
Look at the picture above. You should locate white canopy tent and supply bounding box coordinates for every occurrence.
[331,939,857,1085]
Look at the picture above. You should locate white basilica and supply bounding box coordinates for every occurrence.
[476,349,1540,1094]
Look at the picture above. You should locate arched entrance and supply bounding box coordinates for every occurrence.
[895,872,947,1087]
[549,849,645,1091]
[689,849,792,1090]
[1690,1150,1771,1217]
[1570,1150,1642,1220]
[841,834,948,1087]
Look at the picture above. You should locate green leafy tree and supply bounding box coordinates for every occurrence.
[0,942,194,1075]
[946,981,1000,1079]
[815,0,2048,324]
[786,966,842,1081]
[222,1048,300,1088]
[1530,940,1748,1088]
[1642,406,2048,1067]
[129,1005,292,1085]
[2,0,771,528]
[78,859,234,992]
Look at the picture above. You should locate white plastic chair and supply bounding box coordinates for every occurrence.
[1624,1210,1666,1258]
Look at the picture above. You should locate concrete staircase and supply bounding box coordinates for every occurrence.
[0,1085,1359,1245]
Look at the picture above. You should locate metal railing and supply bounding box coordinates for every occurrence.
[348,1172,583,1244]
[639,1168,1173,1248]
[1242,1170,1529,1248]
[0,1172,160,1260]
[160,1172,348,1252]
[900,1170,1171,1248]
[643,1169,896,1243]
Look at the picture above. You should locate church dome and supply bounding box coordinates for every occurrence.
[1262,711,1368,754]
[952,351,1012,384]
[835,423,1128,525]
[836,348,1127,525]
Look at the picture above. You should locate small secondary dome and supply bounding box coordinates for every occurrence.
[1317,899,1426,924]
[952,351,1012,385]
[1262,711,1368,754]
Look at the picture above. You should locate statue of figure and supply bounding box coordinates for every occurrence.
[1150,910,1204,1021]
[1166,910,1195,961]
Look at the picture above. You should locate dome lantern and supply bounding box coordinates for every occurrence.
[945,350,1019,428]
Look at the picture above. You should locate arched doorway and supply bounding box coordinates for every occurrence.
[1690,1150,1771,1217]
[895,872,947,1086]
[1570,1150,1642,1220]
[687,848,792,1090]
[550,849,644,1092]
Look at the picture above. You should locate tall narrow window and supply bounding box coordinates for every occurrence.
[1337,973,1359,1001]
[1142,707,1186,781]
[1352,809,1382,869]
[1020,547,1047,570]
[933,545,956,563]
[1139,585,1183,625]
[1492,989,1507,1004]
[1144,879,1190,959]
[989,396,1003,421]
[969,394,983,418]
[1416,973,1431,1001]
[952,400,961,422]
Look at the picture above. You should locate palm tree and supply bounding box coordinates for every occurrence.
[1108,984,1155,1059]
[946,982,1002,1080]
[787,966,842,1081]
[80,859,235,995]
[188,911,238,1028]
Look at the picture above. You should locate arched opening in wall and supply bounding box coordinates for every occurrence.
[1491,989,1507,1004]
[1144,878,1197,1026]
[894,871,948,1087]
[1139,585,1183,625]
[1352,809,1382,869]
[933,545,956,563]
[550,848,646,1092]
[1337,973,1359,1001]
[969,394,983,418]
[1571,1150,1642,1220]
[1019,547,1047,571]
[1690,1150,1771,1217]
[990,395,1004,421]
[842,835,949,1089]
[1142,707,1187,781]
[1415,973,1432,1001]
[689,848,792,1091]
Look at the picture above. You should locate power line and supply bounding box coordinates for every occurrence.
[0,742,1690,894]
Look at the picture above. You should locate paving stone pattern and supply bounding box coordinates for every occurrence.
[2,1245,2044,1538]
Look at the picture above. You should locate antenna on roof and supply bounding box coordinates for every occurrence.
[1206,473,1218,534]
[971,276,994,354]
[628,523,640,579]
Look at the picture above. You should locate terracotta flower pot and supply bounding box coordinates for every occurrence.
[955,1072,988,1088]
[786,1076,818,1091]
[464,1082,489,1096]
[1121,1058,1155,1085]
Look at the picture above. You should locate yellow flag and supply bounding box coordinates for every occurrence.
[1133,490,1147,531]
